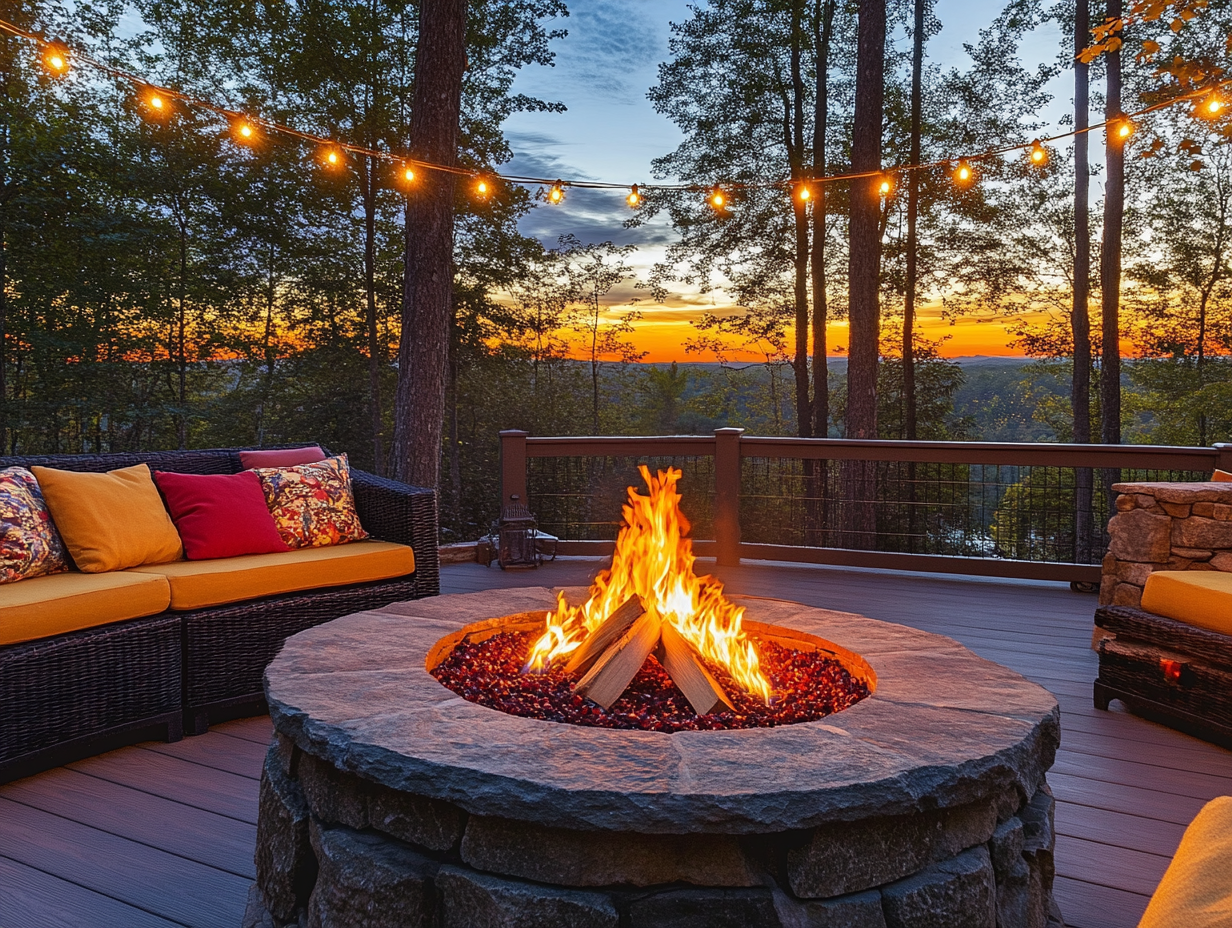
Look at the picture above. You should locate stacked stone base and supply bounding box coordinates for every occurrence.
[1101,481,1232,610]
[247,736,1062,928]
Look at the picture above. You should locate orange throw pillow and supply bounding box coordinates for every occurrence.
[254,454,368,549]
[1213,469,1232,482]
[31,463,183,572]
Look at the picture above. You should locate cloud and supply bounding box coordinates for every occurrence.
[552,2,663,101]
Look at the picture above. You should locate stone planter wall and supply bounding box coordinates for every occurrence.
[245,733,1061,928]
[1101,481,1232,608]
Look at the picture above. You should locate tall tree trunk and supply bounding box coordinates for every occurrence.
[176,210,189,450]
[845,0,885,549]
[847,0,885,441]
[391,0,468,490]
[361,155,385,474]
[1100,0,1124,520]
[808,0,836,548]
[1073,0,1094,564]
[789,0,811,437]
[903,0,924,443]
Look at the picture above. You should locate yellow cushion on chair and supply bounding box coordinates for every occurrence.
[30,464,183,572]
[1140,571,1232,637]
[126,540,415,610]
[1138,796,1232,928]
[0,571,171,646]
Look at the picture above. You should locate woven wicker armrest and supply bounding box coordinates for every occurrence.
[351,469,440,596]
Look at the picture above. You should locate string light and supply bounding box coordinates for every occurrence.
[795,183,811,202]
[7,18,1232,222]
[878,175,893,198]
[43,43,69,74]
[402,164,415,183]
[1112,115,1136,142]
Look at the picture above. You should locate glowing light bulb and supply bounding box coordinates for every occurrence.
[954,160,973,185]
[548,181,564,204]
[238,121,254,139]
[1205,97,1223,116]
[627,184,641,207]
[878,176,892,197]
[323,148,342,167]
[476,178,490,197]
[149,94,164,111]
[1115,118,1135,140]
[403,166,415,182]
[797,185,811,201]
[1029,140,1047,166]
[44,46,69,74]
[710,188,726,209]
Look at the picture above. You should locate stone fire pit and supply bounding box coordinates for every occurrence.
[246,588,1062,928]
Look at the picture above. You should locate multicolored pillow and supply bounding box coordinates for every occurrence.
[253,454,368,549]
[0,467,69,583]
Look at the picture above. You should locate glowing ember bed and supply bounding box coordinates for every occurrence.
[249,472,1062,928]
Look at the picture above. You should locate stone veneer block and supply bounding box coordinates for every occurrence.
[298,750,464,852]
[307,821,437,928]
[1113,482,1232,505]
[880,845,996,928]
[989,817,1030,928]
[1107,509,1172,563]
[255,744,315,921]
[436,865,619,928]
[771,887,888,928]
[627,887,781,928]
[1172,516,1232,550]
[461,815,760,887]
[786,802,997,898]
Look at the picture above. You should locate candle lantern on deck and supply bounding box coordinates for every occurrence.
[495,500,542,569]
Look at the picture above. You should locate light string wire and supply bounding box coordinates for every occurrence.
[5,16,1231,197]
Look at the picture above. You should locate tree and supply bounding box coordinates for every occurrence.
[845,0,885,444]
[392,0,468,490]
[1073,0,1095,563]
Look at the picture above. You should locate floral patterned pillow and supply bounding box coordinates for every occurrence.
[0,467,70,583]
[253,454,368,549]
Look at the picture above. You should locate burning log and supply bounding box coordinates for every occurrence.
[564,596,645,676]
[658,622,735,715]
[575,612,661,710]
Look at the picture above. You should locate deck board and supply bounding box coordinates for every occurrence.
[2,557,1228,928]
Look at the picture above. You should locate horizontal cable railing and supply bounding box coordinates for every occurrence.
[499,429,1232,583]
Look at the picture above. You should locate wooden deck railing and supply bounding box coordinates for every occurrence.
[499,429,1232,584]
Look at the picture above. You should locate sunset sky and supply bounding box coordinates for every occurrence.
[500,0,1077,362]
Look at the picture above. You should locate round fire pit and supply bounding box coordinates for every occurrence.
[248,587,1061,928]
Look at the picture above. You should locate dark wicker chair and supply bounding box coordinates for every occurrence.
[1094,604,1232,750]
[0,447,438,783]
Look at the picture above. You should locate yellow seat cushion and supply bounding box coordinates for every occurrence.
[0,570,171,646]
[1140,571,1232,637]
[1138,796,1232,928]
[126,540,415,611]
[30,464,183,572]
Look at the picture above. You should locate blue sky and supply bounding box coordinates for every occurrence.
[497,0,1071,357]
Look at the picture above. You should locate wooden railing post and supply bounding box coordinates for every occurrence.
[1215,443,1232,475]
[714,427,744,566]
[499,430,529,509]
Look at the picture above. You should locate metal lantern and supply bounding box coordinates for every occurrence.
[496,501,540,569]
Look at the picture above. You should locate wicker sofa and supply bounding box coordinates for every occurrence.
[0,447,439,784]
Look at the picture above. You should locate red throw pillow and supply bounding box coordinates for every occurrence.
[1213,469,1232,482]
[154,471,289,560]
[239,446,326,470]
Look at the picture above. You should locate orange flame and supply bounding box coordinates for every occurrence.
[525,466,772,703]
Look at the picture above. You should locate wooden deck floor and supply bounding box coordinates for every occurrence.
[2,558,1229,928]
